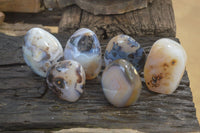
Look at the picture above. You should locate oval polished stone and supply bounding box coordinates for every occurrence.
[23,28,63,77]
[104,34,145,72]
[64,28,102,80]
[144,38,187,94]
[102,59,142,107]
[46,60,86,102]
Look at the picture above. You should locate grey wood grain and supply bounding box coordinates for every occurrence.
[0,33,199,132]
[44,0,151,15]
[59,0,176,40]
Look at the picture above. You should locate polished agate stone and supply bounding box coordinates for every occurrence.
[23,28,63,77]
[104,34,145,72]
[101,59,142,107]
[46,60,86,102]
[64,28,102,80]
[144,38,187,94]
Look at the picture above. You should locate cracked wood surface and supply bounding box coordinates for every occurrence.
[44,0,153,15]
[4,0,175,40]
[59,0,176,40]
[0,33,199,132]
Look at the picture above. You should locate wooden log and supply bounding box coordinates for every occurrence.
[59,0,176,40]
[0,0,43,13]
[75,0,152,15]
[44,0,153,15]
[57,0,75,8]
[0,12,5,24]
[44,0,75,9]
[58,6,82,37]
[0,33,199,132]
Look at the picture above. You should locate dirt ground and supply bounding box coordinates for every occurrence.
[173,0,200,123]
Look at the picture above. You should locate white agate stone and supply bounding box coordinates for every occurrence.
[23,28,63,77]
[144,38,187,94]
[104,34,145,72]
[64,28,102,80]
[46,60,86,102]
[102,59,142,107]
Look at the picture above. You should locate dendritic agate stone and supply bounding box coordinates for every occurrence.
[46,60,86,102]
[144,38,187,94]
[23,28,63,77]
[101,59,142,107]
[64,28,102,80]
[104,34,145,72]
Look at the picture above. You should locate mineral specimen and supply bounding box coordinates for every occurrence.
[64,28,102,80]
[46,60,86,102]
[23,28,63,77]
[101,59,142,107]
[104,34,145,72]
[144,38,187,94]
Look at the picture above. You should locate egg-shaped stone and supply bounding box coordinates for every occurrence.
[104,34,145,72]
[144,38,187,94]
[64,28,102,80]
[46,60,86,102]
[101,59,142,107]
[23,27,63,77]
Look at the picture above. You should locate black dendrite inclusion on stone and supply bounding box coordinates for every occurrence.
[105,42,145,71]
[78,35,94,52]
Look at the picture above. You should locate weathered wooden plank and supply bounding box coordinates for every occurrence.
[44,0,152,15]
[0,33,199,132]
[59,0,176,40]
[0,0,43,13]
[4,10,63,26]
[58,6,82,35]
[74,0,150,15]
